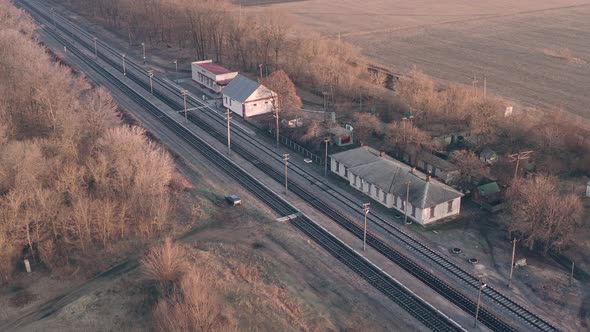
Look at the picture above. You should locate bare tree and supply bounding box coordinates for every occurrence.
[505,175,584,254]
[260,70,301,119]
[351,113,383,144]
[449,149,489,184]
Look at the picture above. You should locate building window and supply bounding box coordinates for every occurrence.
[412,205,416,217]
[382,192,387,204]
[430,207,435,218]
[265,101,268,104]
[447,200,453,213]
[368,183,372,194]
[360,179,364,191]
[335,161,340,172]
[253,103,257,106]
[354,175,357,186]
[344,167,348,177]
[229,99,232,106]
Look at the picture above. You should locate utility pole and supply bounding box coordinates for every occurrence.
[226,108,232,155]
[483,74,487,98]
[324,137,330,176]
[93,37,98,59]
[508,238,517,287]
[181,90,188,121]
[51,7,56,30]
[472,75,479,97]
[259,64,263,80]
[174,60,178,73]
[508,150,533,180]
[362,203,370,251]
[404,181,410,225]
[474,277,487,328]
[147,70,154,94]
[122,53,126,76]
[272,97,280,148]
[322,91,328,112]
[283,154,289,195]
[142,42,146,65]
[570,261,575,286]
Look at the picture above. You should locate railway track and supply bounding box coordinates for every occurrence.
[16,2,469,331]
[20,1,559,331]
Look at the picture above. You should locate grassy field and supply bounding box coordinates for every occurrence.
[244,0,590,118]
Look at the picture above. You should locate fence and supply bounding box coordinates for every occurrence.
[268,129,323,165]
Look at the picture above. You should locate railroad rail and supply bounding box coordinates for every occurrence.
[17,1,467,331]
[20,1,559,331]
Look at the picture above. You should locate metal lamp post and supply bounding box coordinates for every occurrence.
[174,60,178,73]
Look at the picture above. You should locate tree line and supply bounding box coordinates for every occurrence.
[0,1,176,282]
[60,0,371,98]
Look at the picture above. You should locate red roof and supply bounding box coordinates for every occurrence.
[196,62,234,75]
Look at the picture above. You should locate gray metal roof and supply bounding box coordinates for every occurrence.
[222,74,270,102]
[331,147,463,208]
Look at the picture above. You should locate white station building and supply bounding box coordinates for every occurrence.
[222,75,276,118]
[330,146,464,225]
[191,60,238,93]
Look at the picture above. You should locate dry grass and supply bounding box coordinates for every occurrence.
[140,238,188,295]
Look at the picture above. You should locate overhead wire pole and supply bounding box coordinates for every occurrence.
[362,203,370,250]
[474,277,487,328]
[51,7,56,30]
[174,60,178,73]
[142,42,146,65]
[93,37,98,59]
[508,238,518,287]
[121,53,126,76]
[283,154,289,194]
[472,74,478,97]
[508,150,533,179]
[272,96,280,148]
[404,181,410,225]
[147,70,154,94]
[226,108,232,155]
[323,137,330,176]
[181,90,188,122]
[483,74,487,98]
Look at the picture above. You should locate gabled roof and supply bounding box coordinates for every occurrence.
[223,75,272,103]
[330,147,463,208]
[417,151,459,172]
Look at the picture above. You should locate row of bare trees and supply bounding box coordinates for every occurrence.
[0,1,176,282]
[59,0,370,97]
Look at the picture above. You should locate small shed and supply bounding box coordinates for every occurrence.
[414,151,460,184]
[472,181,504,212]
[330,125,354,146]
[479,148,498,164]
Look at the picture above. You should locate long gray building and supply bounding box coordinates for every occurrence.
[330,146,463,225]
